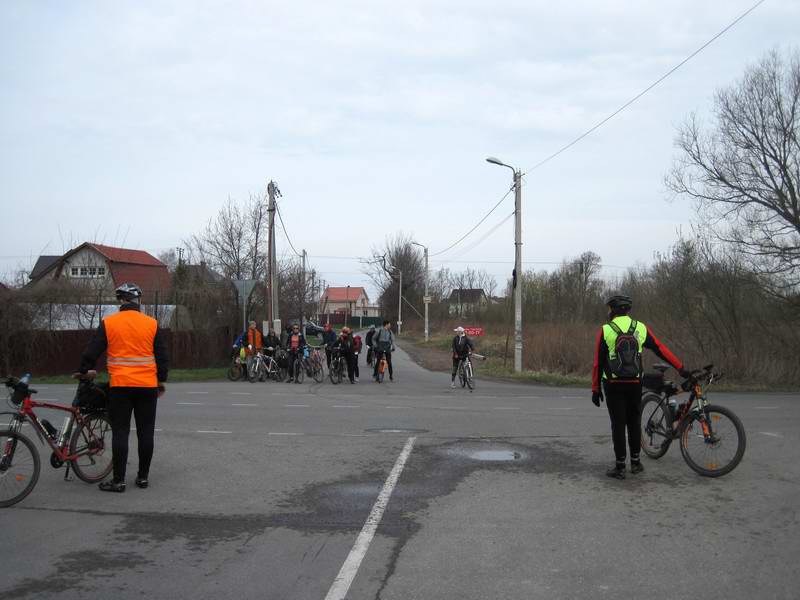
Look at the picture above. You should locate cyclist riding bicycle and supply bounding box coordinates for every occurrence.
[245,321,263,374]
[333,327,357,384]
[592,294,691,480]
[285,323,307,383]
[450,326,474,388]
[372,320,395,382]
[321,323,337,368]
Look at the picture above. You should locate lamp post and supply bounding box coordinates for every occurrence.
[486,156,523,372]
[411,241,429,342]
[393,267,403,335]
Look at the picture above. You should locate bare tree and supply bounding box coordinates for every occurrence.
[667,48,800,296]
[363,233,424,323]
[185,194,268,281]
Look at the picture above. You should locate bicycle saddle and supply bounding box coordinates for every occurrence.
[652,363,671,373]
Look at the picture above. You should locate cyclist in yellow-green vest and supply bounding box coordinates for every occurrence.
[591,294,689,480]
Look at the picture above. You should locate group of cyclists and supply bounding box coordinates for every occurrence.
[232,319,404,384]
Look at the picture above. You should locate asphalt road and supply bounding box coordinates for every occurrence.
[1,343,798,599]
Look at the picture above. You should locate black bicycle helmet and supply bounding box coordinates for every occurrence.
[115,282,143,303]
[606,294,633,311]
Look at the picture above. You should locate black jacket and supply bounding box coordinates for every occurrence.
[452,335,474,357]
[79,304,169,383]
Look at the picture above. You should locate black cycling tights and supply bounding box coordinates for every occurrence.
[604,383,642,464]
[108,387,159,482]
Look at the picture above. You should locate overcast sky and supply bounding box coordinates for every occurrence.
[1,0,797,298]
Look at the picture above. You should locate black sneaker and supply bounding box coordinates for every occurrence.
[135,476,149,489]
[99,480,126,493]
[630,461,644,475]
[605,465,626,480]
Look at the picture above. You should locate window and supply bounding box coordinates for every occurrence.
[363,310,368,317]
[70,265,107,278]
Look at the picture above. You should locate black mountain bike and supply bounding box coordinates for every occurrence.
[640,363,746,477]
[329,350,345,384]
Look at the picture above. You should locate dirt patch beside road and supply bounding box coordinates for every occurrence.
[396,335,451,372]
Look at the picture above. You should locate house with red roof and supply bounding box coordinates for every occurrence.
[27,242,171,303]
[319,286,380,324]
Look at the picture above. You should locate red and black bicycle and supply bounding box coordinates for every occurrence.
[0,373,112,507]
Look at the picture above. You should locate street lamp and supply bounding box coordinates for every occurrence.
[411,241,429,342]
[486,156,523,373]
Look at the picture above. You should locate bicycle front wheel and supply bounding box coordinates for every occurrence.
[0,430,40,508]
[680,404,746,477]
[294,360,305,384]
[312,361,324,383]
[70,412,113,483]
[227,363,242,381]
[640,392,672,459]
[465,362,474,390]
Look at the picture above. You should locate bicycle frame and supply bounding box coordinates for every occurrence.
[650,373,716,439]
[6,395,92,464]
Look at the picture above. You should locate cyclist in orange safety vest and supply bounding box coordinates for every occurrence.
[79,283,168,493]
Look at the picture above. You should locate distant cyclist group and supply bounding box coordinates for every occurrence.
[231,319,402,385]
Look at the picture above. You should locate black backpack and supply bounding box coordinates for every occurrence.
[607,320,642,379]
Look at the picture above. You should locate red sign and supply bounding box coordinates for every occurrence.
[464,327,484,337]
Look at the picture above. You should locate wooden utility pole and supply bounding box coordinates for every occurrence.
[266,181,280,325]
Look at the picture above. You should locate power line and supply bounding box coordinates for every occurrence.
[521,0,767,177]
[275,202,301,257]
[430,187,514,257]
[450,211,515,260]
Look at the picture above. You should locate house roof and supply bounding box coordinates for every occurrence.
[109,264,171,293]
[30,255,61,280]
[181,263,225,284]
[323,286,368,303]
[448,288,487,303]
[89,243,164,267]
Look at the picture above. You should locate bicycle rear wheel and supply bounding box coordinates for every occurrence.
[680,404,746,477]
[640,392,672,459]
[0,430,40,508]
[69,412,113,483]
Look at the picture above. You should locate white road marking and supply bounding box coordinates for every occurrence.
[197,430,232,434]
[230,392,252,396]
[548,407,576,411]
[285,404,310,407]
[342,433,371,437]
[493,407,521,411]
[154,429,162,432]
[36,398,61,402]
[268,432,302,436]
[753,406,780,410]
[758,431,783,438]
[333,405,360,408]
[231,403,257,407]
[560,396,583,399]
[385,406,408,409]
[177,402,205,406]
[186,391,209,395]
[324,436,416,600]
